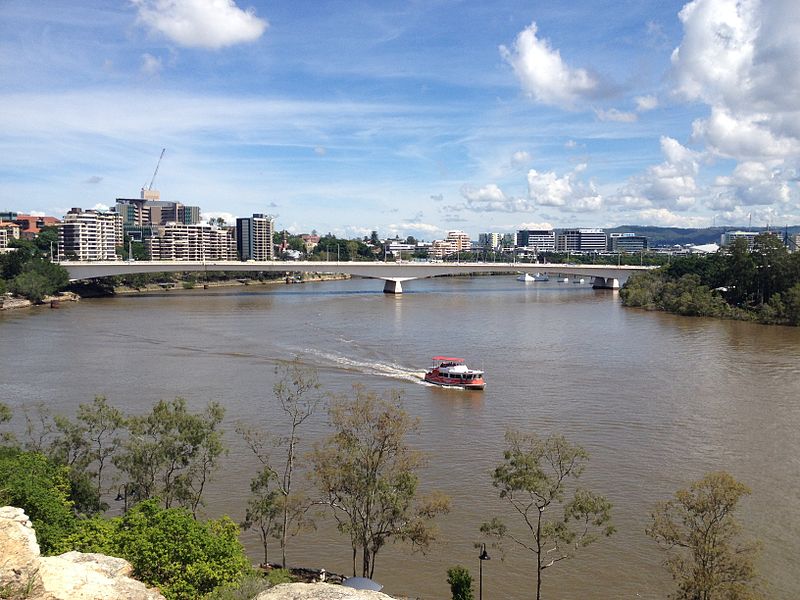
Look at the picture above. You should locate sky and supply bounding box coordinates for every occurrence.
[1,0,799,240]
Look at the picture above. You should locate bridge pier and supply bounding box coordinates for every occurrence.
[383,279,403,294]
[592,277,620,290]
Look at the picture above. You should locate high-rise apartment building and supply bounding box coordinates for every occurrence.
[58,208,122,261]
[146,224,237,261]
[555,228,607,253]
[236,214,274,261]
[478,232,503,250]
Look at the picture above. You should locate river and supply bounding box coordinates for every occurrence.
[1,276,798,599]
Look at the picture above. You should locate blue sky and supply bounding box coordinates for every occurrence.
[1,0,798,239]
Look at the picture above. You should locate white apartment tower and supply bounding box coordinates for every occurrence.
[236,214,274,261]
[146,224,237,261]
[58,208,122,261]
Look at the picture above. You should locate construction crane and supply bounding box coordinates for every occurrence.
[147,148,166,191]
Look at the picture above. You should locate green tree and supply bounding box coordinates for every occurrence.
[114,398,226,514]
[238,358,322,567]
[481,431,614,600]
[0,447,76,554]
[8,258,69,303]
[647,472,761,600]
[783,282,800,325]
[240,467,282,565]
[70,500,252,600]
[447,565,475,600]
[0,401,13,444]
[309,385,450,578]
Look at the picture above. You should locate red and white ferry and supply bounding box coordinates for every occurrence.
[424,356,486,390]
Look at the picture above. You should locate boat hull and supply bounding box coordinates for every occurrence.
[424,373,486,390]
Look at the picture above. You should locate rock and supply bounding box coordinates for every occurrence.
[0,506,165,600]
[256,582,395,600]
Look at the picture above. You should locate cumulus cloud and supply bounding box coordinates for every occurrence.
[526,164,603,212]
[141,53,162,76]
[511,150,531,168]
[386,221,442,240]
[92,203,110,211]
[133,0,268,49]
[635,95,658,111]
[634,208,711,227]
[611,136,702,211]
[518,221,554,230]
[595,107,637,123]
[500,21,597,107]
[669,0,800,218]
[203,211,236,225]
[460,183,537,212]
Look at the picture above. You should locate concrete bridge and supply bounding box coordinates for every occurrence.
[61,260,654,294]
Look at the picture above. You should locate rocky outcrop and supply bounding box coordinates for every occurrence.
[256,582,394,600]
[0,506,164,600]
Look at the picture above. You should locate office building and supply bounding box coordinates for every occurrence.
[609,233,648,253]
[515,229,556,253]
[556,228,607,253]
[478,232,503,251]
[236,214,274,261]
[58,208,122,261]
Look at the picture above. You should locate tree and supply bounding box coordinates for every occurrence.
[77,499,252,600]
[238,358,322,567]
[646,472,761,600]
[240,467,282,565]
[309,385,450,578]
[0,447,76,554]
[481,431,614,600]
[370,230,380,246]
[447,565,475,600]
[114,398,226,514]
[0,401,13,444]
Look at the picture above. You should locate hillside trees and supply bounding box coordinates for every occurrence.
[647,472,761,600]
[309,385,450,578]
[481,431,614,600]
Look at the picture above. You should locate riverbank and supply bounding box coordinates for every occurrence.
[114,272,351,294]
[0,291,80,311]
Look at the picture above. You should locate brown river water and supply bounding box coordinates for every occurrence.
[1,276,799,599]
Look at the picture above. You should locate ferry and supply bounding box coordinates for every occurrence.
[424,357,486,390]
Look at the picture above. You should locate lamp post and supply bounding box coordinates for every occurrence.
[479,543,490,600]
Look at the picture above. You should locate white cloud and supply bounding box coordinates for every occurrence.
[500,21,597,107]
[133,0,268,49]
[141,53,162,76]
[714,161,794,206]
[611,137,702,211]
[526,164,603,212]
[203,211,236,225]
[634,208,710,227]
[313,146,327,156]
[91,203,110,211]
[595,108,637,123]
[386,221,442,240]
[511,150,531,168]
[460,183,536,212]
[518,221,554,230]
[635,95,658,112]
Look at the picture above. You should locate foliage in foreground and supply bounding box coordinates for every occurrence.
[647,472,761,600]
[59,500,252,600]
[481,431,614,600]
[310,385,450,578]
[0,230,70,303]
[447,565,475,600]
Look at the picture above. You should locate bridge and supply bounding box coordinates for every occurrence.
[60,260,654,294]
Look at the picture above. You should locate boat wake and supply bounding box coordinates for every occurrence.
[300,348,427,384]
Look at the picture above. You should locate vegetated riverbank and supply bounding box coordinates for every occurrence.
[0,272,352,311]
[620,236,800,326]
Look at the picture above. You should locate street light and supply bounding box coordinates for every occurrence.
[479,543,490,600]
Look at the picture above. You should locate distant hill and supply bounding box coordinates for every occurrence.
[606,225,800,247]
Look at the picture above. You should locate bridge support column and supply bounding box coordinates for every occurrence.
[383,279,403,294]
[592,277,620,290]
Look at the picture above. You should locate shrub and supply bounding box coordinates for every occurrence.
[447,565,474,600]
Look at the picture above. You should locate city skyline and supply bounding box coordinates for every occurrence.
[1,0,799,239]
